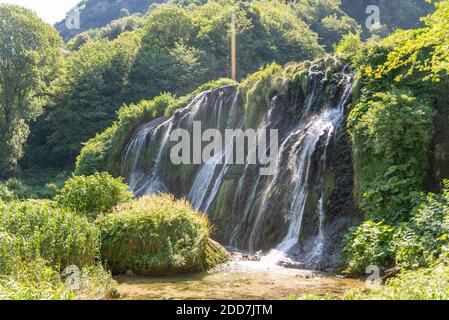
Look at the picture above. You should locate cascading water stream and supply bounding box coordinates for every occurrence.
[188,92,240,211]
[264,69,353,265]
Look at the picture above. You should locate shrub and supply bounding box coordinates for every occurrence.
[0,172,67,201]
[0,200,100,269]
[97,194,229,275]
[392,187,449,269]
[300,264,449,300]
[0,183,14,201]
[344,221,395,274]
[56,172,133,219]
[0,179,28,200]
[334,32,363,62]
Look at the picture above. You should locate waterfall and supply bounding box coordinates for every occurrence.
[121,61,354,270]
[188,93,241,211]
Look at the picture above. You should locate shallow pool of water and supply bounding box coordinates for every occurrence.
[116,260,363,300]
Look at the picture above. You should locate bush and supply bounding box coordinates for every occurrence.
[344,221,395,274]
[56,172,133,220]
[0,179,28,200]
[0,200,100,269]
[97,194,229,275]
[300,264,449,300]
[0,171,68,200]
[392,188,449,269]
[0,183,14,201]
[345,183,449,273]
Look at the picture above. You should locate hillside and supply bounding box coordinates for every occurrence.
[55,0,163,41]
[56,0,434,42]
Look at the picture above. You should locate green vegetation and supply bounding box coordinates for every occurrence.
[2,0,448,300]
[0,200,99,268]
[348,90,434,223]
[345,264,449,300]
[340,2,449,289]
[28,0,360,169]
[66,15,145,51]
[341,0,433,35]
[56,173,133,220]
[0,169,69,201]
[55,0,160,41]
[0,199,118,300]
[98,194,229,275]
[344,182,449,273]
[26,31,141,166]
[0,173,226,299]
[75,79,235,176]
[0,259,118,300]
[0,259,75,300]
[0,5,62,178]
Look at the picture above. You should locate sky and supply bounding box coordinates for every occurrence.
[0,0,81,24]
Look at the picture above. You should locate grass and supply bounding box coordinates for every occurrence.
[0,259,118,300]
[0,199,118,300]
[0,200,99,269]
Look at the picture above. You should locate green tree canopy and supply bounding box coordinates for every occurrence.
[0,5,62,177]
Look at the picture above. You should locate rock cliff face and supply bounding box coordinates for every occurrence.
[55,0,161,41]
[120,59,360,270]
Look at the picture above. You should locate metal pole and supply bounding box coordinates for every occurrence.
[231,10,236,81]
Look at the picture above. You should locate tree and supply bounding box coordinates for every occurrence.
[27,31,141,167]
[0,5,62,177]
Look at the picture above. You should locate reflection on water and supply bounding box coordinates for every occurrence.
[116,260,363,300]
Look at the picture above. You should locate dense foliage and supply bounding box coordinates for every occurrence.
[348,90,434,223]
[0,5,62,177]
[56,173,133,220]
[1,0,447,300]
[0,200,99,269]
[26,31,141,166]
[66,15,145,51]
[98,194,229,275]
[345,182,449,273]
[75,79,235,176]
[341,0,449,275]
[29,0,350,169]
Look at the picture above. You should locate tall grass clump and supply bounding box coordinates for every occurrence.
[98,194,229,275]
[0,200,100,269]
[56,172,133,220]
